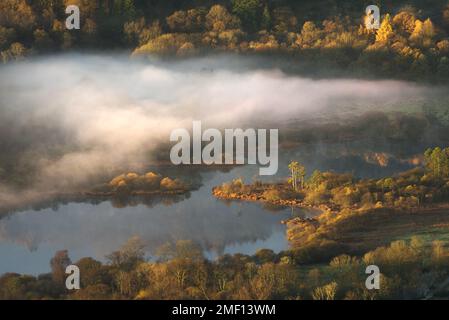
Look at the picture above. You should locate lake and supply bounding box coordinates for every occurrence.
[0,166,321,275]
[0,54,445,276]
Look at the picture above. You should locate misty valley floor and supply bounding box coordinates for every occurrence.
[1,56,449,298]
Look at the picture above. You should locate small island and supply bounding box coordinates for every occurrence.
[87,171,191,197]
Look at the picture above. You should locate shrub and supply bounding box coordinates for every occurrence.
[160,177,184,190]
[262,189,281,201]
[220,178,244,194]
[312,281,338,300]
[304,184,328,206]
[254,249,276,264]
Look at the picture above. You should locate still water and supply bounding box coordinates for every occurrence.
[0,142,421,276]
[0,166,320,275]
[0,55,443,276]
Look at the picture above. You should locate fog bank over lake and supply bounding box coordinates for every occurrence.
[1,54,447,275]
[0,54,439,194]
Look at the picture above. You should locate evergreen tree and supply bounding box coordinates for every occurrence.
[261,4,271,30]
[231,0,261,31]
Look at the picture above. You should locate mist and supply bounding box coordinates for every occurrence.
[0,54,441,198]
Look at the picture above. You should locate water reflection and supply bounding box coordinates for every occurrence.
[0,136,441,275]
[0,169,321,275]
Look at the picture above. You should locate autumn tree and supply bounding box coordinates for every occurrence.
[133,33,190,56]
[272,6,297,33]
[312,281,338,300]
[205,5,240,32]
[437,39,449,55]
[392,11,416,36]
[424,147,449,179]
[31,0,65,27]
[125,19,161,47]
[410,18,436,48]
[298,164,306,189]
[0,274,39,300]
[106,236,146,270]
[1,42,27,63]
[332,186,361,208]
[254,249,276,264]
[307,170,324,190]
[297,21,322,48]
[166,9,205,33]
[288,161,306,191]
[288,161,299,191]
[76,257,111,288]
[376,14,394,43]
[157,240,203,262]
[50,250,72,286]
[0,0,36,32]
[64,0,99,19]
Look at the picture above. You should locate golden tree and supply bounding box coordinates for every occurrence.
[392,11,416,35]
[288,161,306,191]
[376,14,394,43]
[410,18,436,48]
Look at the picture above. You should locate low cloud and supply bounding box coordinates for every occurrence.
[0,54,440,193]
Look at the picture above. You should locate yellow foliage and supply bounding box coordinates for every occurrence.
[177,42,196,56]
[312,281,337,300]
[117,181,127,188]
[160,177,184,190]
[133,33,190,56]
[110,174,126,186]
[126,173,139,180]
[145,172,160,179]
[410,19,435,48]
[376,14,394,43]
[437,40,449,54]
[205,5,240,32]
[0,0,36,31]
[392,11,416,35]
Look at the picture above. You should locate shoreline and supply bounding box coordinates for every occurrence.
[212,184,449,245]
[211,187,333,215]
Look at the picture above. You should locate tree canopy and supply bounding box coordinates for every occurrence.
[1,0,449,80]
